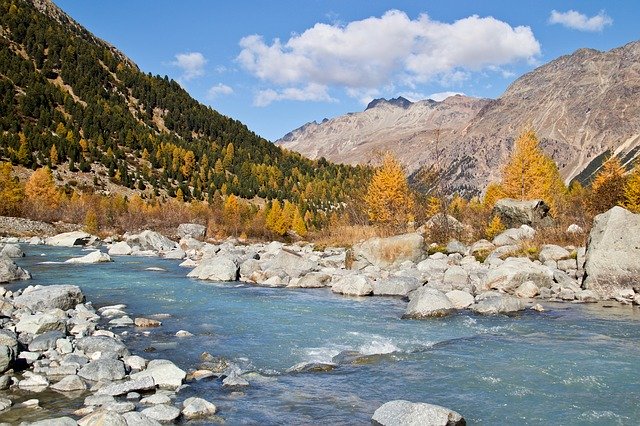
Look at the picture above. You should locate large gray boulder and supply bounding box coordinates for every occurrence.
[108,241,133,256]
[46,231,94,247]
[483,257,553,293]
[16,313,66,335]
[75,336,130,358]
[65,250,112,264]
[263,249,318,278]
[538,244,571,263]
[141,404,181,423]
[372,400,465,426]
[97,376,156,396]
[470,293,525,315]
[331,275,373,296]
[372,276,422,296]
[78,358,126,382]
[583,206,640,299]
[492,225,535,247]
[493,198,552,228]
[289,272,332,288]
[13,285,84,311]
[0,345,11,373]
[126,230,176,253]
[403,287,454,319]
[1,243,24,258]
[182,397,217,419]
[350,233,425,269]
[0,256,31,282]
[187,256,239,281]
[130,359,186,389]
[177,223,206,239]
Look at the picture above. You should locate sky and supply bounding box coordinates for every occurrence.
[54,1,639,142]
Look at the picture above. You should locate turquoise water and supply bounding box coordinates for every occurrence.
[10,246,640,425]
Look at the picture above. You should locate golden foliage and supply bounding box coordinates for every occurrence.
[363,153,414,228]
[25,167,61,219]
[622,162,640,213]
[483,182,506,208]
[84,209,99,234]
[0,162,24,216]
[485,215,506,240]
[588,156,626,215]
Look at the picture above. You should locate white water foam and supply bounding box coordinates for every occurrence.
[358,339,399,355]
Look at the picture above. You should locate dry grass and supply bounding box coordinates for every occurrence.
[309,224,389,249]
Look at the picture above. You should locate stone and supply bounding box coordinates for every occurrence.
[97,376,156,396]
[122,412,162,426]
[175,330,193,338]
[331,274,373,296]
[286,361,337,374]
[423,214,465,234]
[0,396,11,411]
[470,293,525,315]
[140,393,172,405]
[75,336,129,358]
[372,276,422,296]
[403,287,455,319]
[162,249,185,260]
[446,240,468,255]
[576,289,599,303]
[51,374,87,392]
[13,285,84,311]
[222,372,249,387]
[484,257,553,293]
[46,231,93,247]
[77,358,126,382]
[124,355,147,371]
[290,272,332,288]
[109,316,134,327]
[583,206,640,299]
[18,373,49,389]
[78,409,128,426]
[514,281,539,298]
[493,198,552,228]
[0,256,31,282]
[56,338,73,354]
[443,266,470,290]
[470,239,495,257]
[140,404,181,423]
[182,397,217,419]
[65,251,112,264]
[102,401,136,414]
[371,400,465,426]
[135,318,162,328]
[26,417,79,426]
[1,243,24,258]
[263,249,319,278]
[567,224,584,234]
[350,233,425,269]
[445,290,475,309]
[131,359,186,389]
[187,256,239,281]
[492,225,536,246]
[126,230,176,253]
[538,244,571,263]
[177,223,206,239]
[108,241,133,256]
[0,346,11,373]
[28,331,65,352]
[16,313,66,335]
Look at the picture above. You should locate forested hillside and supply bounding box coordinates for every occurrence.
[0,0,367,213]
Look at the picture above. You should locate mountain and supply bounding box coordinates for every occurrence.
[277,41,640,193]
[0,0,366,210]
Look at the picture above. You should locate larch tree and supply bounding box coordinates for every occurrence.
[588,156,626,215]
[498,129,566,213]
[364,153,414,228]
[0,162,24,216]
[622,161,640,213]
[25,166,61,220]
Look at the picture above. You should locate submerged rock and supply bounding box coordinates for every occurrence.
[372,400,466,426]
[286,362,337,374]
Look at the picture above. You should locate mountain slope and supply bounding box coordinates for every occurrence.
[0,0,366,210]
[277,41,640,193]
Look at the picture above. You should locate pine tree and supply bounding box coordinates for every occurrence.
[0,162,24,216]
[363,153,414,227]
[588,156,626,215]
[622,162,640,213]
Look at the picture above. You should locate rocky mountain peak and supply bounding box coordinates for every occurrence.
[365,96,413,111]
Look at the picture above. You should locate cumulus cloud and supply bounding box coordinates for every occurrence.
[238,10,540,104]
[549,10,612,32]
[254,83,336,107]
[207,83,234,99]
[172,52,207,81]
[428,91,465,102]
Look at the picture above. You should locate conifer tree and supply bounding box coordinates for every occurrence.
[291,208,307,237]
[364,153,414,227]
[622,162,640,213]
[50,144,59,165]
[25,166,61,219]
[588,156,626,215]
[0,162,24,216]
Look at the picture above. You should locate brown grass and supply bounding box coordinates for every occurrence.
[309,224,389,249]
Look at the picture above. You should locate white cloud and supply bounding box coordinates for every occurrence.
[238,10,540,104]
[549,10,612,32]
[254,83,336,107]
[398,91,427,102]
[428,91,465,102]
[172,52,207,81]
[207,83,234,99]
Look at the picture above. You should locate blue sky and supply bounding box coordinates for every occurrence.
[55,1,639,141]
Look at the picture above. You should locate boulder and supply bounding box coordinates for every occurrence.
[483,257,553,293]
[493,198,552,228]
[331,275,373,296]
[289,272,332,288]
[46,231,94,247]
[286,361,337,374]
[75,336,129,358]
[350,233,425,269]
[443,266,470,290]
[122,412,162,426]
[108,242,133,256]
[13,285,84,311]
[0,345,11,373]
[403,287,454,319]
[567,224,584,234]
[16,313,66,335]
[263,249,318,278]
[78,410,128,426]
[126,230,176,253]
[492,225,535,246]
[182,397,217,419]
[1,243,24,258]
[0,256,31,282]
[371,400,465,426]
[423,214,465,234]
[446,240,468,255]
[514,281,539,298]
[470,293,525,315]
[538,245,571,263]
[445,290,475,309]
[24,417,77,426]
[162,248,185,260]
[78,358,126,382]
[65,250,112,264]
[187,256,239,281]
[28,330,65,352]
[97,376,156,396]
[141,404,181,423]
[134,318,162,328]
[131,359,186,389]
[372,276,422,296]
[177,223,206,239]
[583,207,640,299]
[51,374,87,392]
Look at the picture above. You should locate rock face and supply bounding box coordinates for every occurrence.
[0,256,31,283]
[187,256,239,281]
[350,233,425,269]
[13,285,84,311]
[583,206,640,298]
[371,400,466,426]
[403,288,454,319]
[493,199,552,228]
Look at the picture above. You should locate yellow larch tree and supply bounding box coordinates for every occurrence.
[0,162,24,216]
[364,153,414,227]
[25,166,62,220]
[622,161,640,213]
[223,194,241,236]
[588,156,626,215]
[291,208,307,237]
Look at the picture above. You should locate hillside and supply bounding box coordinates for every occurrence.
[0,0,367,212]
[277,41,640,194]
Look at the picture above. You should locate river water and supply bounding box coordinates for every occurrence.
[7,246,640,425]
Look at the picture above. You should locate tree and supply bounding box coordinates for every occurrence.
[24,166,61,220]
[497,129,566,213]
[84,208,99,234]
[266,200,288,236]
[588,156,626,215]
[223,194,241,236]
[0,162,24,216]
[50,144,59,165]
[291,207,307,237]
[363,153,414,228]
[622,162,640,213]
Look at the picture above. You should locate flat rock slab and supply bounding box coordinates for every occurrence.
[372,400,466,426]
[13,285,84,311]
